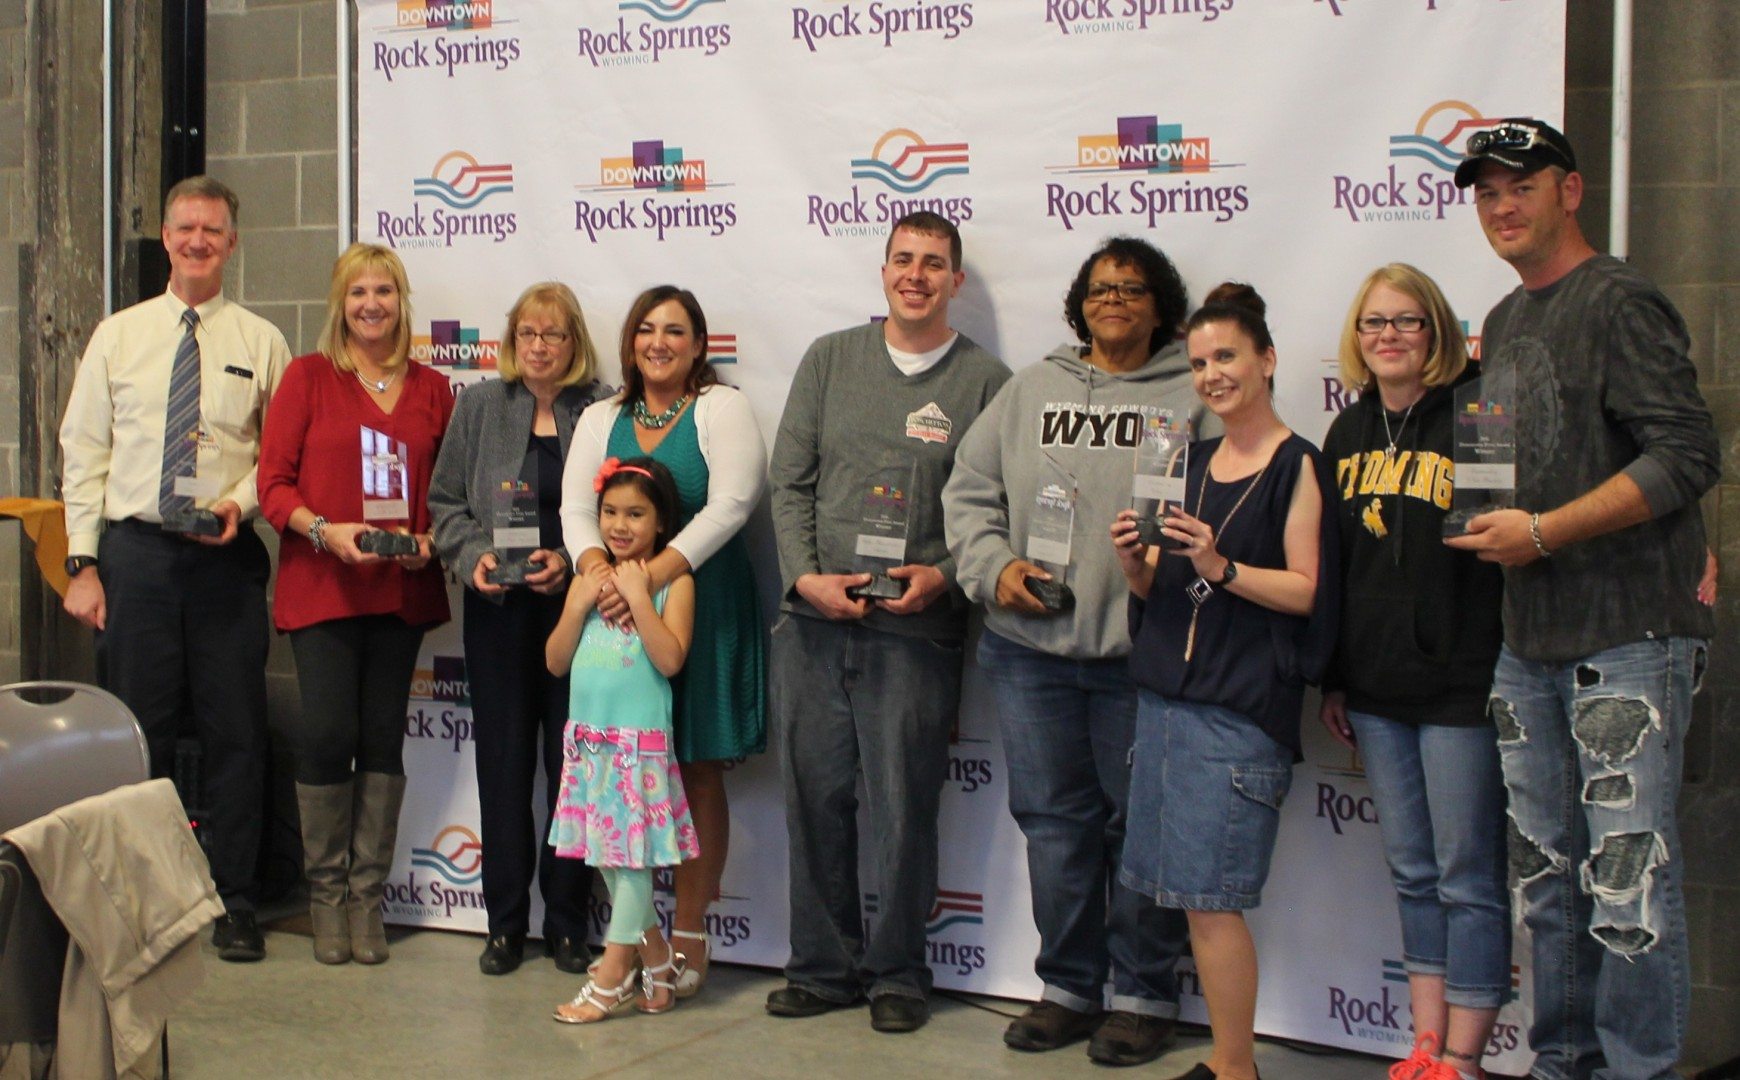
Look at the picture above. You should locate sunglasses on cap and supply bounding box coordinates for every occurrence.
[1466,123,1574,170]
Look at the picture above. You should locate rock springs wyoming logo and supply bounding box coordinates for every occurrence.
[808,129,973,238]
[376,151,517,249]
[1045,115,1249,230]
[384,825,487,919]
[791,1,975,51]
[374,0,522,80]
[1045,0,1233,36]
[1332,100,1489,224]
[577,0,733,68]
[573,139,739,242]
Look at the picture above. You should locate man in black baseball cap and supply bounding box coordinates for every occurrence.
[1448,116,1718,1079]
[1451,117,1577,189]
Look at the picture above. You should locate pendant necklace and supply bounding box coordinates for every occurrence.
[1381,400,1417,458]
[633,394,690,430]
[1183,453,1269,663]
[354,365,401,394]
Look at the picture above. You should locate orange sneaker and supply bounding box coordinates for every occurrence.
[1389,1032,1442,1080]
[1418,1061,1485,1080]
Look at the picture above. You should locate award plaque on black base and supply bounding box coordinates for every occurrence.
[357,530,420,557]
[847,464,914,602]
[485,479,541,586]
[1025,464,1077,614]
[1132,415,1190,551]
[162,507,224,536]
[1443,367,1518,538]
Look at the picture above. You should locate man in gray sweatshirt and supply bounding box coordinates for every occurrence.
[764,212,1009,1034]
[1448,119,1719,1080]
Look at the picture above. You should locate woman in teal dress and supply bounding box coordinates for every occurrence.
[560,285,767,997]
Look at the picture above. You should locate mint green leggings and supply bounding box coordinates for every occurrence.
[600,868,657,946]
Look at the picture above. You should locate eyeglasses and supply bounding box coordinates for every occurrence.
[514,328,571,347]
[1085,281,1151,302]
[1466,123,1574,169]
[1356,314,1430,335]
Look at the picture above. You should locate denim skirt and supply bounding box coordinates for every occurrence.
[1119,690,1293,911]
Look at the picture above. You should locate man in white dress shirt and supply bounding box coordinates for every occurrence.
[59,176,290,961]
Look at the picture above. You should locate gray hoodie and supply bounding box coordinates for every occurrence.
[944,342,1213,659]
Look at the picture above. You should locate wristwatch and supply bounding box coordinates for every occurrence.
[65,555,98,576]
[1216,560,1239,586]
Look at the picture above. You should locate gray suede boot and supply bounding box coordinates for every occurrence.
[347,772,407,964]
[296,780,354,965]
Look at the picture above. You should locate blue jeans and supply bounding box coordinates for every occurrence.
[1346,711,1510,1009]
[772,613,962,1002]
[1491,638,1705,1080]
[978,631,1187,1018]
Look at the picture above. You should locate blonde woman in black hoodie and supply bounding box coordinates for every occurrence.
[1318,264,1507,1080]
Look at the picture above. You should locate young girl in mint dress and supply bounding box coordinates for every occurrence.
[546,456,698,1022]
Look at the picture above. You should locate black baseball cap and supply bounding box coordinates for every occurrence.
[1452,118,1578,188]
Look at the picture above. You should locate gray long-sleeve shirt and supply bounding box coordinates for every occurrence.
[1481,254,1718,662]
[769,323,1009,642]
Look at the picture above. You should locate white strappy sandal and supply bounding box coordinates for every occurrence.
[552,963,640,1024]
[672,929,710,999]
[638,935,686,1015]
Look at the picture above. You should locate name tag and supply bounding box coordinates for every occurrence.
[223,365,254,379]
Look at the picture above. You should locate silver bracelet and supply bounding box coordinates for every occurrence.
[1529,512,1552,559]
[308,515,329,554]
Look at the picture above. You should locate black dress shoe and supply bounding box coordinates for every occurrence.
[1088,1012,1177,1066]
[547,936,590,975]
[869,994,929,1034]
[478,934,525,976]
[765,984,859,1018]
[211,911,266,963]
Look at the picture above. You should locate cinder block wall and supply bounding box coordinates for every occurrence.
[1563,1,1739,1060]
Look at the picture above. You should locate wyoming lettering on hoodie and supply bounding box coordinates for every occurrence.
[945,341,1214,659]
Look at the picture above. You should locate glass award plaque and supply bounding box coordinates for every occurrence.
[161,425,222,536]
[846,464,912,601]
[1024,461,1075,613]
[1132,414,1190,550]
[359,426,419,556]
[485,480,541,585]
[1443,367,1518,537]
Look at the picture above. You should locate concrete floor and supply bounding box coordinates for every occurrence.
[166,909,1412,1080]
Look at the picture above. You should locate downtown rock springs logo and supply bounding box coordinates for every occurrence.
[791,0,975,51]
[1044,0,1235,36]
[573,138,738,242]
[406,655,475,753]
[373,0,522,81]
[1332,100,1492,224]
[375,150,517,249]
[577,0,734,68]
[411,319,500,372]
[807,128,972,239]
[1045,114,1249,231]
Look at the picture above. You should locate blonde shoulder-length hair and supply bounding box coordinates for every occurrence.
[1336,262,1468,394]
[316,243,414,373]
[496,282,600,389]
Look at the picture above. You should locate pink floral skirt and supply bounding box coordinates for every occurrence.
[549,722,699,868]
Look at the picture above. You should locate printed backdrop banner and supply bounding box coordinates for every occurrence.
[357,0,1563,1066]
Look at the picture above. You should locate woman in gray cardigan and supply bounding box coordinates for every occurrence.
[429,282,611,977]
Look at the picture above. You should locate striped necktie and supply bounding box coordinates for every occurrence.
[159,307,201,517]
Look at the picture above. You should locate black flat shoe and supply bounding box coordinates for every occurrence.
[212,911,265,963]
[478,934,525,976]
[547,935,590,975]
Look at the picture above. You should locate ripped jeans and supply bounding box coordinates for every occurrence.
[1491,637,1705,1080]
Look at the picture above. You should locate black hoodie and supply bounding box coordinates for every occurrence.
[1321,374,1503,726]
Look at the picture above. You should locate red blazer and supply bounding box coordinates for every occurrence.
[258,353,454,632]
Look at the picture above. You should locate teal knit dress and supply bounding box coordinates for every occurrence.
[606,408,767,762]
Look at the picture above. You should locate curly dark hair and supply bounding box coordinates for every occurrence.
[1062,237,1189,356]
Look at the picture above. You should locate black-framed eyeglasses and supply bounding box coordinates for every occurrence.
[1356,314,1430,335]
[514,328,571,346]
[1085,281,1151,302]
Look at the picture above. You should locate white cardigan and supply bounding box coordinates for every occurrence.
[560,385,767,570]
